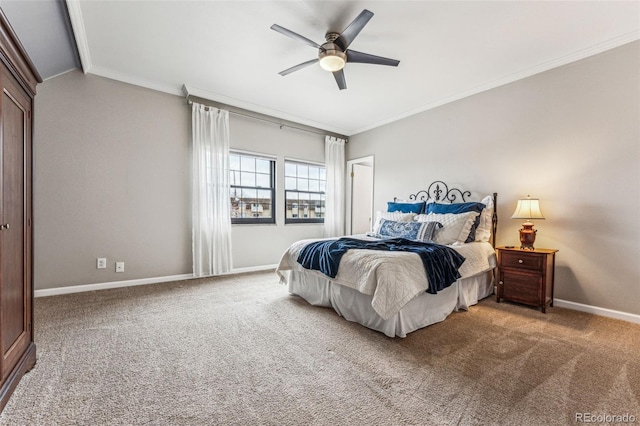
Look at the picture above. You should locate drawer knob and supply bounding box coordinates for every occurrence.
[518,259,523,264]
[499,281,503,285]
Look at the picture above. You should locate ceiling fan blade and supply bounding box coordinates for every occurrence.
[278,59,318,76]
[270,24,321,49]
[339,9,374,49]
[332,69,347,90]
[346,50,400,67]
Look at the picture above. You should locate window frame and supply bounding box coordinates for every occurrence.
[230,151,276,225]
[284,159,326,225]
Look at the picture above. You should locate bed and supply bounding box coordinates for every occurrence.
[276,181,498,337]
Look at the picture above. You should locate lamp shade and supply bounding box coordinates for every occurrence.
[511,197,545,220]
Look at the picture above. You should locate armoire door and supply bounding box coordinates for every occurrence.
[0,63,32,382]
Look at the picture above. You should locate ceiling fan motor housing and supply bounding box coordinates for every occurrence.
[319,43,346,68]
[319,32,346,71]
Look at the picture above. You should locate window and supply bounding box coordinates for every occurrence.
[230,152,275,224]
[285,160,326,224]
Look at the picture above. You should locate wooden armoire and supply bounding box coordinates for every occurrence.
[0,10,41,412]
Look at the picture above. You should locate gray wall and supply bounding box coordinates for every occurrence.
[34,70,323,290]
[34,42,640,316]
[347,41,640,316]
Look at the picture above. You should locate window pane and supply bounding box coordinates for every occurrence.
[241,156,255,172]
[230,188,240,218]
[229,154,240,170]
[230,187,241,201]
[319,180,326,192]
[256,159,270,174]
[285,162,297,177]
[309,166,319,179]
[239,188,257,218]
[241,171,256,187]
[286,191,299,218]
[230,170,240,186]
[256,173,270,188]
[241,188,256,199]
[257,189,271,200]
[284,161,325,223]
[309,193,321,204]
[256,190,272,218]
[297,178,308,191]
[230,153,275,224]
[285,176,297,190]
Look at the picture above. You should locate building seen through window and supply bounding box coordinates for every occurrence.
[230,152,275,224]
[285,160,326,224]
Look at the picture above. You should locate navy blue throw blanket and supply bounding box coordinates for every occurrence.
[296,237,466,295]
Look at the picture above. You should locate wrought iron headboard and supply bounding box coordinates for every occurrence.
[406,181,498,248]
[408,181,471,204]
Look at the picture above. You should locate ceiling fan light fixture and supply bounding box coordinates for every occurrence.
[319,49,346,72]
[271,10,399,89]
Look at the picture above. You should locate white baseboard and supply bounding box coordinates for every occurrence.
[221,264,278,275]
[34,264,278,298]
[554,299,640,325]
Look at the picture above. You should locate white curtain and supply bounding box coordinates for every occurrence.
[191,102,232,276]
[324,135,346,237]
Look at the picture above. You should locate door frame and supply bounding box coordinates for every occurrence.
[345,155,374,235]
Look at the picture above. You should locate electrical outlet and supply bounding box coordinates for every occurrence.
[115,262,125,273]
[97,258,107,269]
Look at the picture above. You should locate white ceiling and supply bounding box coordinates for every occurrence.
[63,1,640,136]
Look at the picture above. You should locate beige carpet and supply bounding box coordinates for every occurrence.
[1,271,638,425]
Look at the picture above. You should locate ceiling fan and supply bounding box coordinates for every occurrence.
[271,9,400,90]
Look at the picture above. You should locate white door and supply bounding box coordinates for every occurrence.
[350,163,374,235]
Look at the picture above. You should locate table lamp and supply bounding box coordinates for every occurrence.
[511,196,545,250]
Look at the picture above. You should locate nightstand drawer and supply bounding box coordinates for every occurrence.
[501,270,541,303]
[500,251,543,271]
[496,246,557,313]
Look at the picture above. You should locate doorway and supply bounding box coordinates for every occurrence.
[346,156,374,235]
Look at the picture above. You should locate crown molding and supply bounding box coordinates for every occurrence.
[183,84,351,136]
[61,6,639,138]
[65,0,92,73]
[89,65,184,96]
[350,31,640,135]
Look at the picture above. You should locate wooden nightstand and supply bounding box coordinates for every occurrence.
[496,246,558,313]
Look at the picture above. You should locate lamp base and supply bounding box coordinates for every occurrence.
[519,222,537,250]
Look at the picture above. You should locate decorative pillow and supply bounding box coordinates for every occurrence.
[415,211,480,245]
[426,201,486,243]
[376,219,442,242]
[372,211,415,233]
[426,201,485,215]
[475,195,494,242]
[378,219,425,240]
[387,200,426,214]
[420,221,443,243]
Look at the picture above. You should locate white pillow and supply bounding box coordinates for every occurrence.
[415,211,480,245]
[475,195,494,242]
[372,211,415,233]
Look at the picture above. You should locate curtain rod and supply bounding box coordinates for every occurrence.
[184,93,348,142]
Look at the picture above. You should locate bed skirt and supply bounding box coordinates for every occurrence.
[281,270,494,337]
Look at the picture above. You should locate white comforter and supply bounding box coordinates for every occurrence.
[276,237,497,320]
